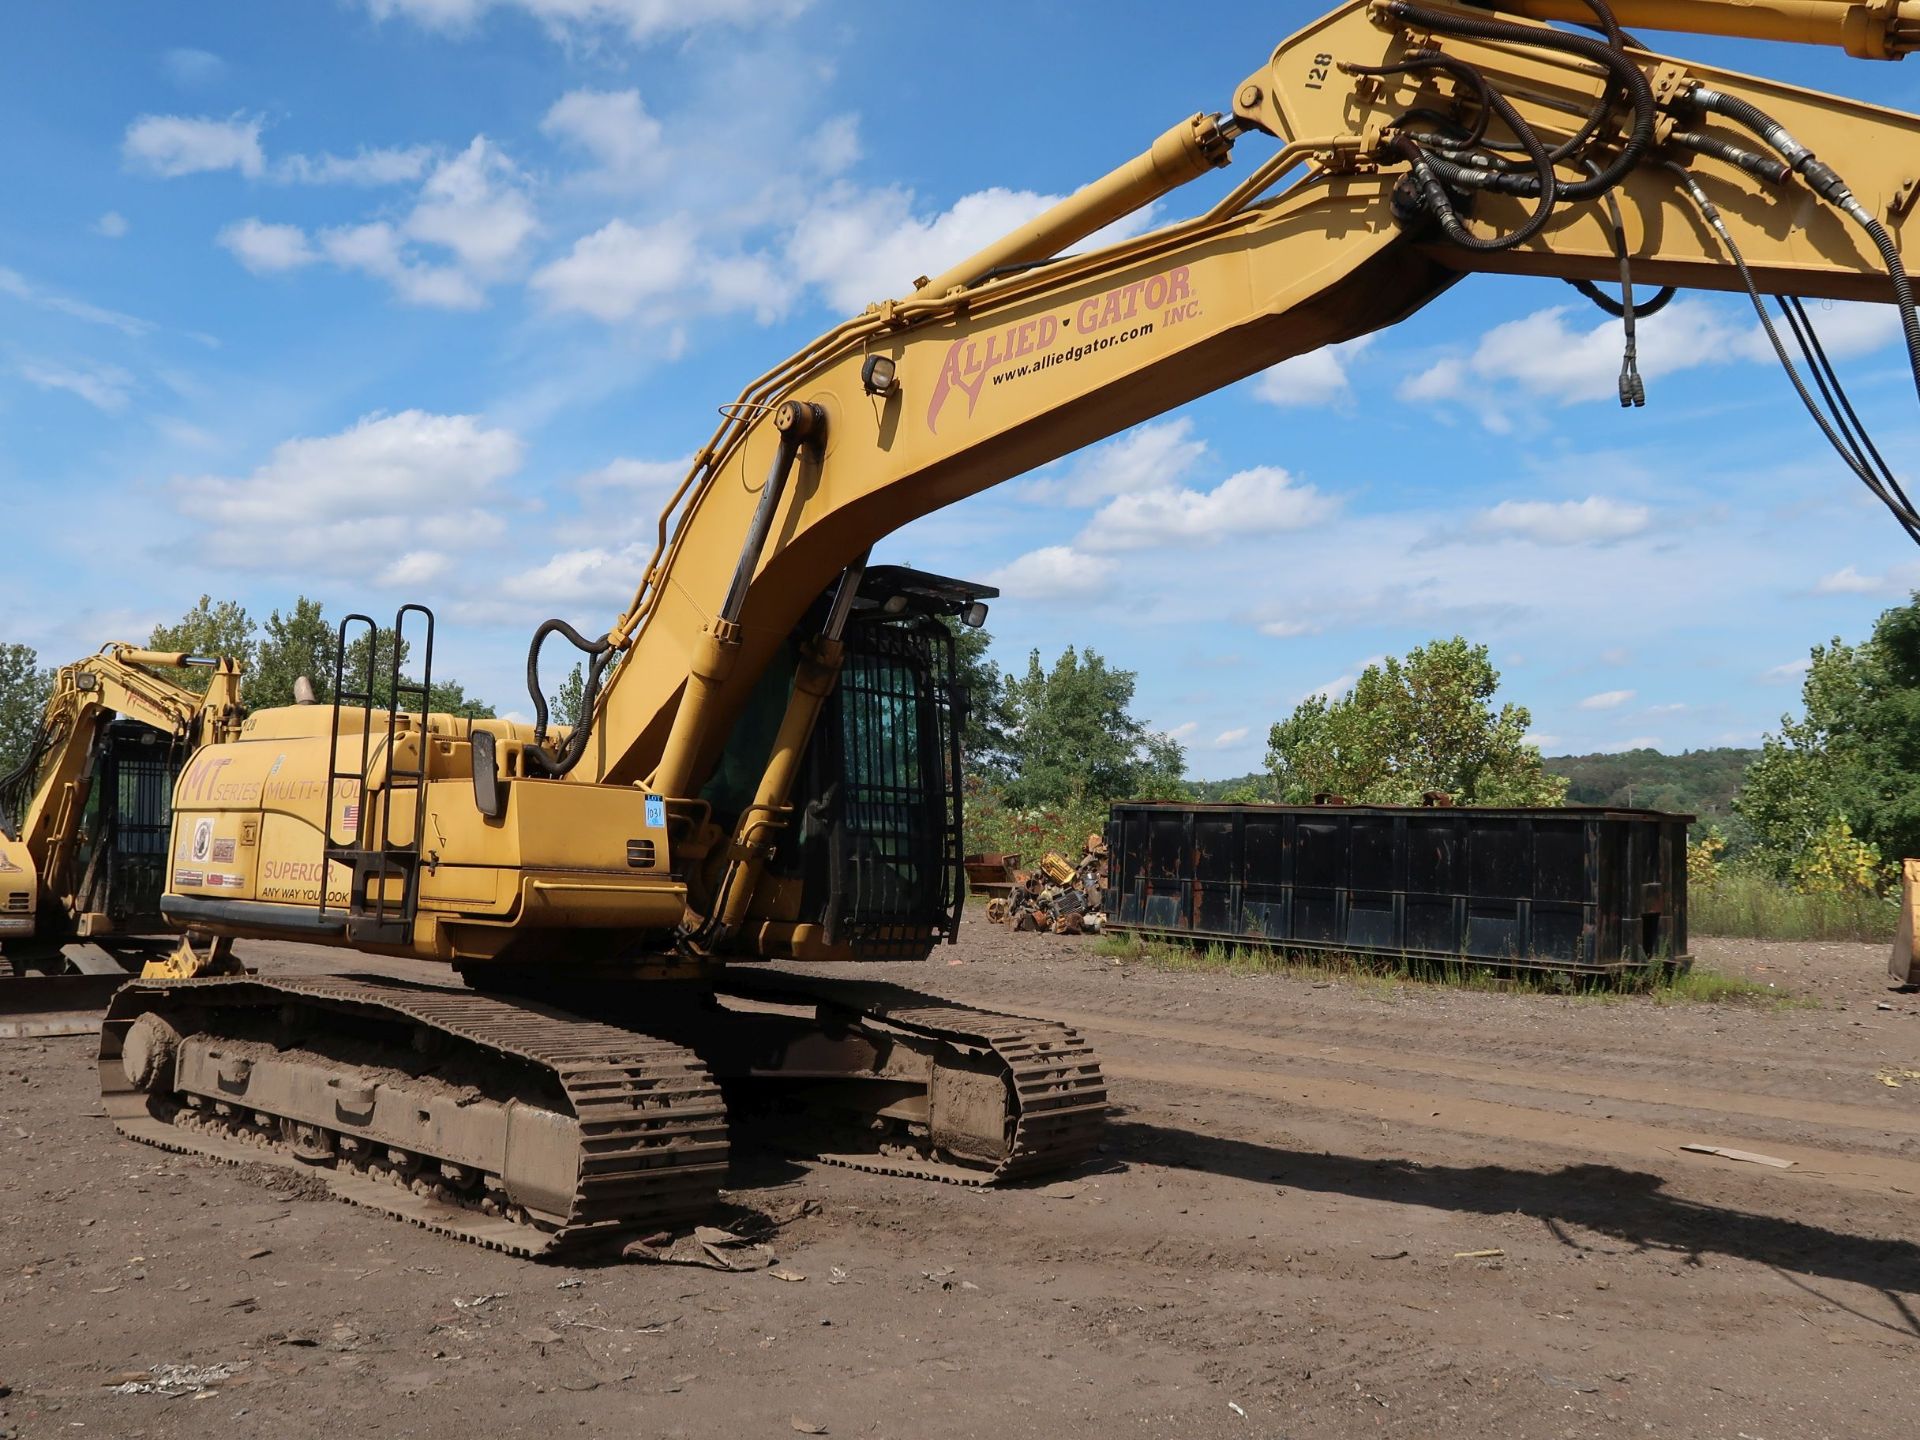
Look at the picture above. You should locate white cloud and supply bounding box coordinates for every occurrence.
[1645,702,1688,715]
[1578,689,1636,710]
[1251,336,1373,409]
[1397,298,1901,422]
[1522,733,1561,751]
[0,267,151,336]
[1081,465,1336,553]
[364,0,812,45]
[275,146,434,185]
[405,137,536,271]
[542,89,665,182]
[503,542,650,608]
[1212,727,1250,748]
[94,211,129,239]
[1815,564,1881,594]
[219,218,318,273]
[1475,496,1652,546]
[321,221,484,309]
[581,455,688,491]
[1257,617,1319,638]
[531,219,694,322]
[786,182,1153,315]
[169,410,523,577]
[1023,418,1206,506]
[1165,721,1199,741]
[161,47,226,88]
[985,545,1117,601]
[124,113,264,178]
[1763,658,1812,682]
[17,360,135,412]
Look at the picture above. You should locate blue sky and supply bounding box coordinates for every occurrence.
[5,2,1920,779]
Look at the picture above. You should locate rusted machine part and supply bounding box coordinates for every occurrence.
[712,971,1108,1185]
[100,975,728,1256]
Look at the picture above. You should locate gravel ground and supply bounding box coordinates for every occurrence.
[3,926,1918,1439]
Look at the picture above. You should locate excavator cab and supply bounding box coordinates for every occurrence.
[781,566,983,957]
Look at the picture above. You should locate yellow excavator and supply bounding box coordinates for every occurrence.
[99,0,1920,1254]
[0,646,244,1035]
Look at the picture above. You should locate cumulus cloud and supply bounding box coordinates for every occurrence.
[219,218,318,273]
[1763,658,1812,682]
[94,211,129,238]
[218,139,534,308]
[124,113,264,178]
[531,219,695,321]
[985,545,1117,600]
[275,146,434,185]
[17,360,135,412]
[542,89,665,182]
[1475,496,1652,546]
[1250,336,1373,409]
[1212,727,1250,748]
[503,542,650,608]
[1397,298,1900,422]
[1081,465,1336,552]
[168,410,523,578]
[580,455,688,491]
[363,0,812,45]
[786,183,1154,315]
[1578,689,1636,710]
[1023,418,1207,506]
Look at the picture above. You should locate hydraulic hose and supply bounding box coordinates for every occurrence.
[1353,53,1558,249]
[523,618,615,779]
[1686,84,1920,404]
[1382,0,1657,201]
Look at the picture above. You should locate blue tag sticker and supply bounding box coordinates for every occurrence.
[645,795,666,829]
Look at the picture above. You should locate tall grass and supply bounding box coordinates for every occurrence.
[1691,872,1897,943]
[1091,932,1783,1004]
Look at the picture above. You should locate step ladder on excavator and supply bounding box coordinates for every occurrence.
[321,605,434,946]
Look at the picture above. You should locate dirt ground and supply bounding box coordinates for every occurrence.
[4,926,1919,1440]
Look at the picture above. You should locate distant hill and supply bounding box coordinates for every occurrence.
[1542,747,1758,821]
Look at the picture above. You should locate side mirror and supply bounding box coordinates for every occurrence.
[471,730,503,819]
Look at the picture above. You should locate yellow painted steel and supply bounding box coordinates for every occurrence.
[151,1,1920,975]
[1487,1,1920,58]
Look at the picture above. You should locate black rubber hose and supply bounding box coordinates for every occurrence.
[1568,280,1676,319]
[1384,0,1656,201]
[1686,85,1920,405]
[1361,56,1558,250]
[524,616,613,756]
[1667,130,1789,186]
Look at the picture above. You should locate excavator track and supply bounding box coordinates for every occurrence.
[100,975,729,1258]
[716,971,1108,1185]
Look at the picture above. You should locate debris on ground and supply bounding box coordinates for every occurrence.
[983,834,1109,936]
[1454,1249,1506,1259]
[109,1361,249,1396]
[625,1226,778,1271]
[1680,1143,1794,1169]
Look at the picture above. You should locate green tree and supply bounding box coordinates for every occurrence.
[0,641,52,780]
[549,663,587,727]
[250,596,334,708]
[148,595,256,691]
[1737,593,1920,879]
[943,620,1015,779]
[1000,645,1187,807]
[1265,637,1565,806]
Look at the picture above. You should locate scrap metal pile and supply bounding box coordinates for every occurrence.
[979,834,1109,936]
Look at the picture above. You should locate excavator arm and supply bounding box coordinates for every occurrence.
[522,0,1920,944]
[0,645,243,944]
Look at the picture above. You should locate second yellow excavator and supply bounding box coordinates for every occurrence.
[0,645,243,1034]
[98,0,1920,1254]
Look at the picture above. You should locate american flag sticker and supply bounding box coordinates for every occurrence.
[342,803,360,835]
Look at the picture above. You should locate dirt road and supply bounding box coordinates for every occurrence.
[4,931,1918,1439]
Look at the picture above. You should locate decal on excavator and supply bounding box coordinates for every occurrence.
[925,264,1196,432]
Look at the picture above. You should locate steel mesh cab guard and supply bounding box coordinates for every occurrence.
[1105,801,1693,975]
[806,617,965,958]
